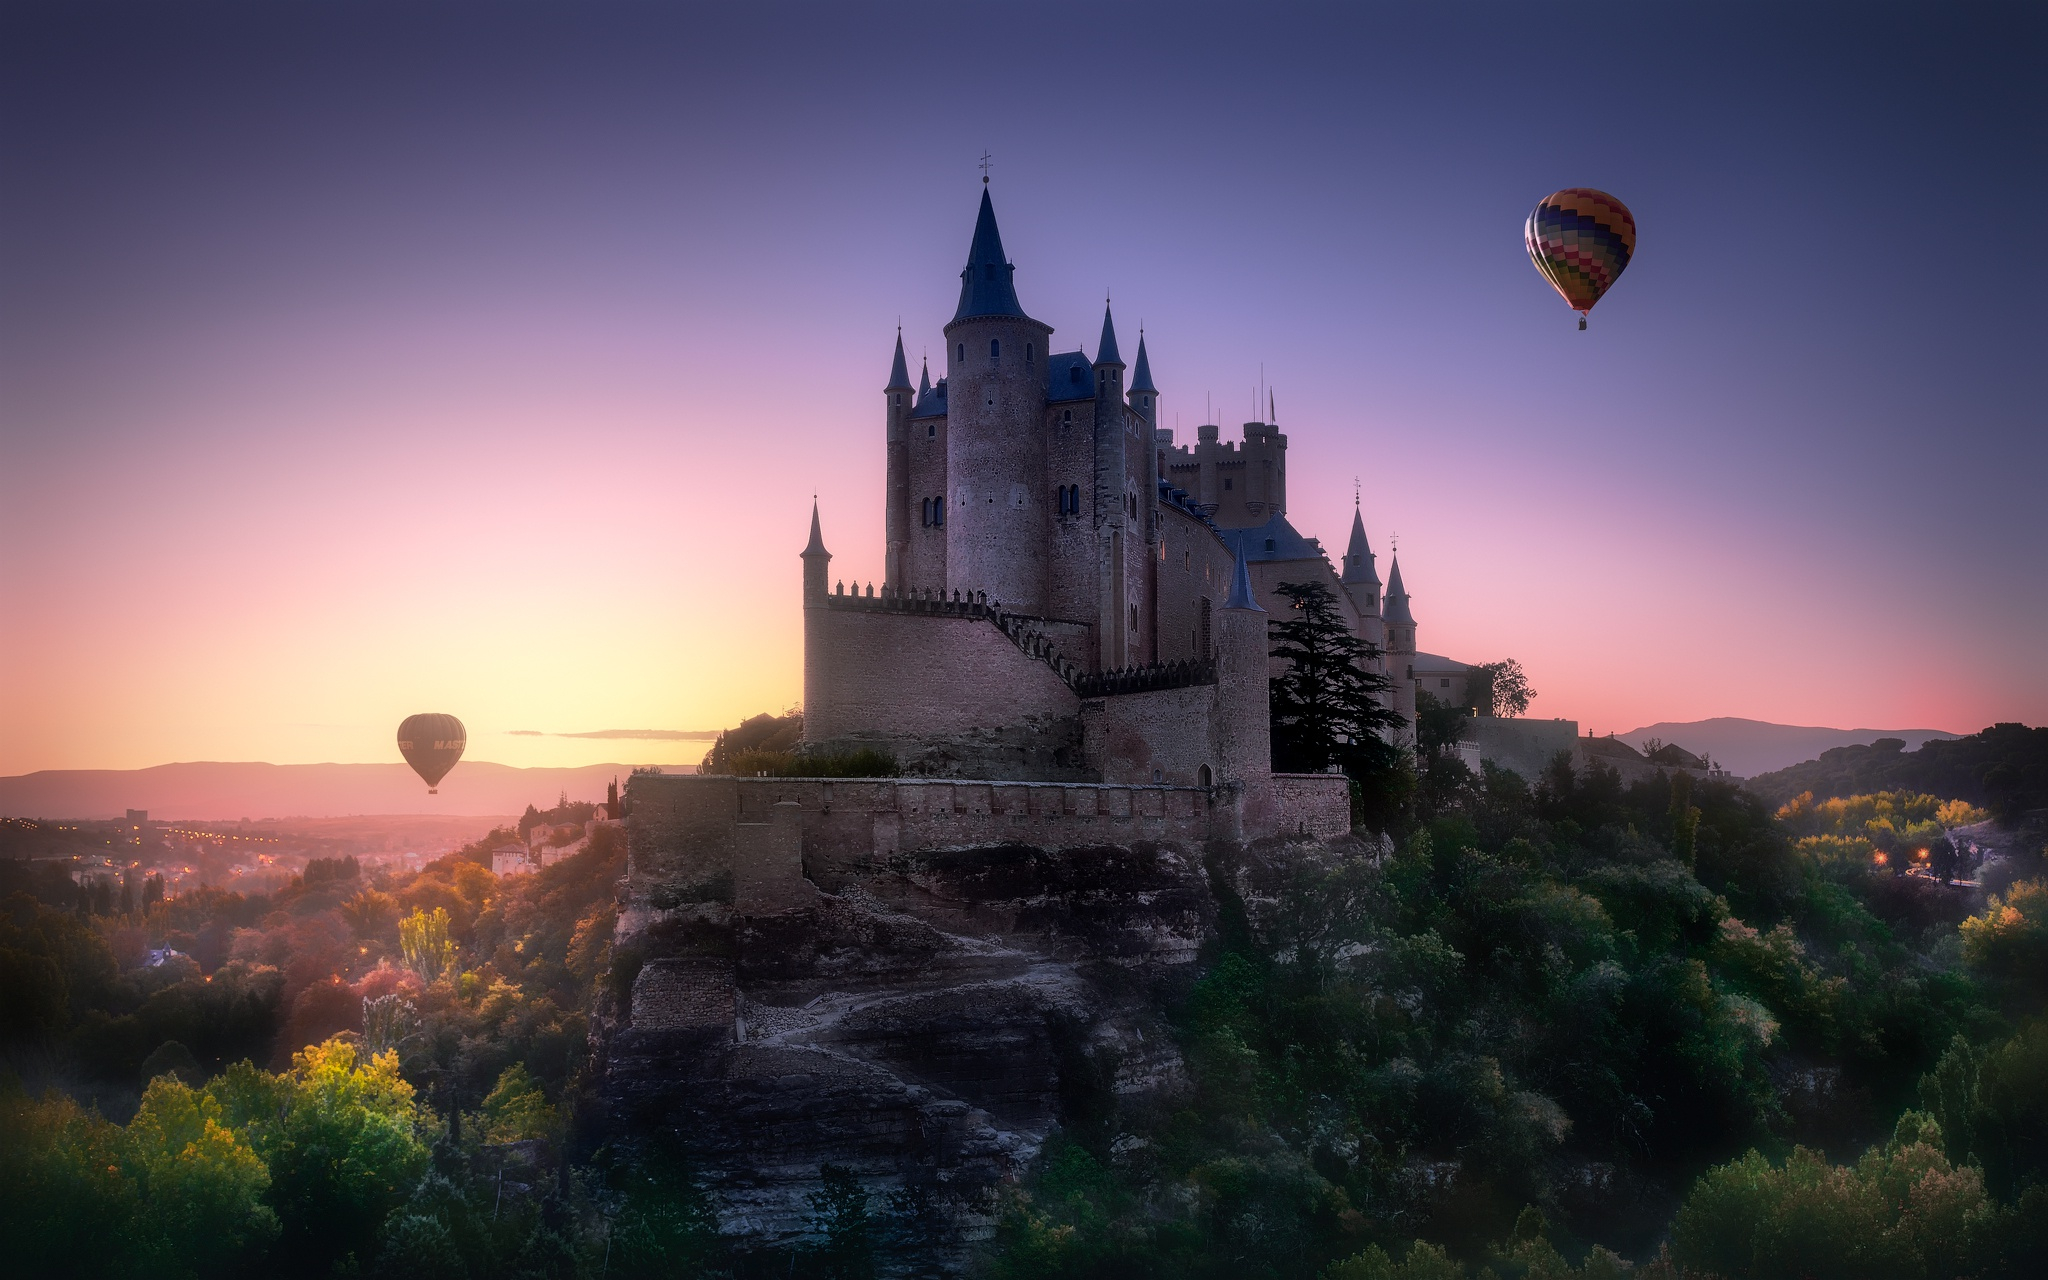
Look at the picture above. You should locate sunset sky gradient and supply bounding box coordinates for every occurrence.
[3,2,2043,776]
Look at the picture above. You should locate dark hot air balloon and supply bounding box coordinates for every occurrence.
[397,713,466,793]
[1525,188,1635,329]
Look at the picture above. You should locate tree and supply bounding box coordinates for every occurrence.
[1466,658,1534,718]
[808,1163,876,1279]
[1268,580,1404,775]
[399,906,458,982]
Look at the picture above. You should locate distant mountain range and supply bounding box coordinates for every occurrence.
[0,760,692,822]
[1615,718,1962,779]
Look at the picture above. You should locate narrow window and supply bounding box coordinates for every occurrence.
[1026,342,1033,365]
[893,394,900,407]
[1198,764,1212,787]
[935,498,944,527]
[1224,478,1233,491]
[990,338,1000,360]
[1130,605,1138,633]
[956,342,964,362]
[1062,409,1072,424]
[1265,539,1276,552]
[927,423,935,438]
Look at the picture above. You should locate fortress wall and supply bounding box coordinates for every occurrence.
[802,606,1079,746]
[627,774,1261,914]
[1157,505,1233,665]
[1248,773,1356,841]
[1081,684,1221,787]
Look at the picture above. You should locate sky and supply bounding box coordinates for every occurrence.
[2,1,2043,777]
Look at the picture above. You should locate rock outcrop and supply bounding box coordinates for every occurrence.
[595,772,1359,1270]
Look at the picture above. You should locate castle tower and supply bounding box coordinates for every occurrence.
[1094,301,1135,667]
[943,186,1055,613]
[801,499,832,601]
[1129,329,1158,431]
[883,331,913,590]
[1214,543,1272,785]
[1382,551,1417,744]
[1340,502,1383,622]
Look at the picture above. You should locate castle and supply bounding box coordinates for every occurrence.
[799,184,1433,831]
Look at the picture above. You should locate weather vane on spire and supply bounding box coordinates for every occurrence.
[1353,476,1360,507]
[979,151,993,184]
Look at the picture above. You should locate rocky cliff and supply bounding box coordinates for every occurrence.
[594,773,1361,1271]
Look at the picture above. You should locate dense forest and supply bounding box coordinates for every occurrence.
[7,720,2048,1277]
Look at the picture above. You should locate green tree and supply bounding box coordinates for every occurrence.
[475,1063,560,1145]
[1268,579,1403,775]
[1671,1113,1994,1280]
[399,906,458,982]
[126,1077,280,1278]
[225,1037,432,1274]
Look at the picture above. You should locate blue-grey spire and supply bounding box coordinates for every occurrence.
[1223,543,1264,612]
[1130,331,1155,392]
[886,330,911,390]
[917,358,931,401]
[802,499,829,559]
[1383,553,1413,624]
[952,188,1028,322]
[1096,301,1123,366]
[1341,505,1380,586]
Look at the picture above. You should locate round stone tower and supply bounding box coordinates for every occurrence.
[943,186,1054,615]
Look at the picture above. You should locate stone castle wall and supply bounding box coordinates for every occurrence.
[801,600,1080,758]
[624,771,1351,915]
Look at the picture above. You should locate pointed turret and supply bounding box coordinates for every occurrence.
[801,499,832,601]
[886,330,911,390]
[1223,543,1264,612]
[1130,332,1155,392]
[1341,506,1380,588]
[1383,553,1412,626]
[952,188,1028,321]
[917,358,931,401]
[1095,301,1124,367]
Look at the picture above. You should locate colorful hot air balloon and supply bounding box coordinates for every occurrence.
[1525,188,1635,329]
[397,713,466,793]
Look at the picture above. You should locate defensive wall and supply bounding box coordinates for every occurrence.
[801,587,1244,787]
[624,771,1351,915]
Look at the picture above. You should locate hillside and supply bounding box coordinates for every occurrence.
[1745,722,2048,816]
[1619,717,1960,778]
[0,759,690,821]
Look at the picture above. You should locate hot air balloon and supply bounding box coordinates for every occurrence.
[397,713,466,793]
[1525,189,1635,329]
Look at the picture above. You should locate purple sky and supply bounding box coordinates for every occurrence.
[2,2,2042,774]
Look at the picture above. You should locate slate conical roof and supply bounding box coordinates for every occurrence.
[917,359,931,400]
[886,331,911,390]
[1096,302,1123,366]
[952,188,1028,322]
[1130,332,1156,392]
[1223,544,1264,612]
[1341,506,1380,586]
[1382,554,1414,624]
[802,500,829,559]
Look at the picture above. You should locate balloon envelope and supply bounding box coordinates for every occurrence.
[1525,188,1635,315]
[397,713,467,790]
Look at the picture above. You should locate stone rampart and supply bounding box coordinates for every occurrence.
[626,771,1352,914]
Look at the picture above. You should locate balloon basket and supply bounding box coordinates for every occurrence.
[1578,317,1587,331]
[429,788,438,795]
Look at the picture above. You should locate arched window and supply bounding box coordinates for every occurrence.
[927,423,935,438]
[1062,409,1072,425]
[934,497,944,527]
[1026,342,1033,365]
[1198,764,1213,787]
[1130,605,1138,633]
[956,342,964,362]
[990,338,1000,360]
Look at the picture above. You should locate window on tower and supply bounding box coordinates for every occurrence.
[990,338,1000,360]
[927,423,935,438]
[1026,342,1033,365]
[957,343,965,362]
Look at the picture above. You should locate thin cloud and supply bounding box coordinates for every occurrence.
[555,729,722,741]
